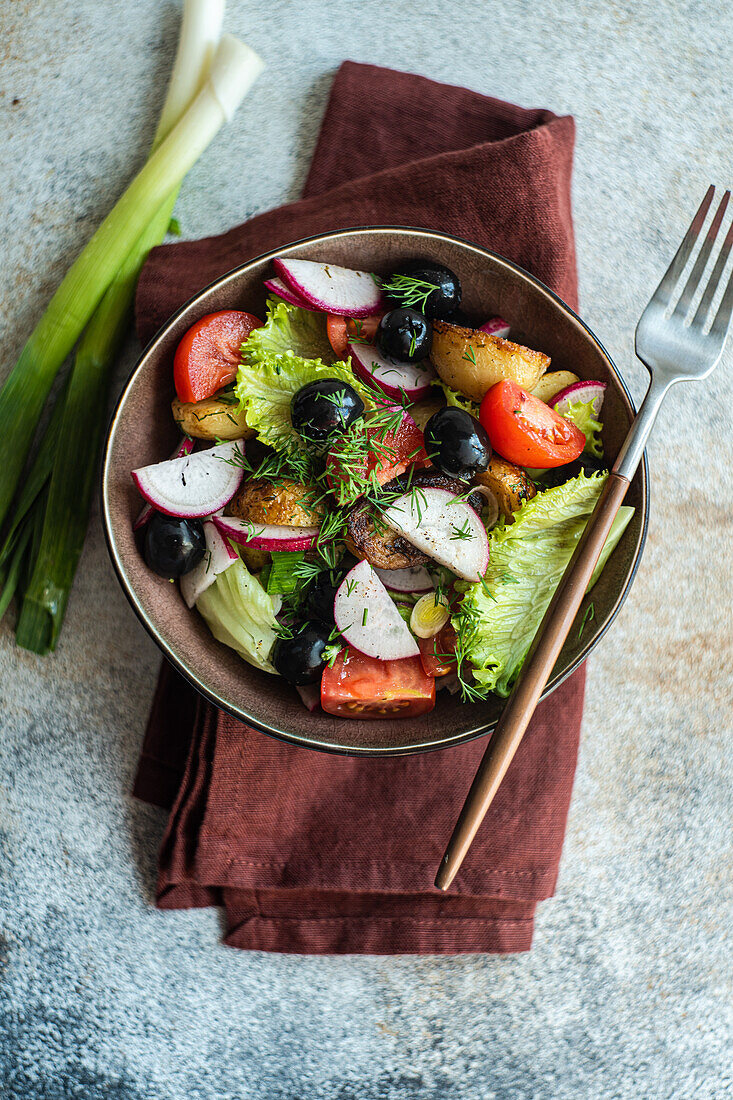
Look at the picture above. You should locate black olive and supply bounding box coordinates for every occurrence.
[291,379,364,445]
[272,621,331,684]
[423,407,492,480]
[540,452,608,487]
[143,513,206,578]
[383,260,461,320]
[376,308,432,363]
[306,571,341,623]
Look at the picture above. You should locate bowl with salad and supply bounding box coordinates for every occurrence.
[102,227,648,754]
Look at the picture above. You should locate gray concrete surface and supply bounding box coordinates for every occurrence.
[1,1,732,1097]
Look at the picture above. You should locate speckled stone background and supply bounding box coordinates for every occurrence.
[1,1,732,1097]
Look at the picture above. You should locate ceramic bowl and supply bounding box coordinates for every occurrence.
[101,227,648,754]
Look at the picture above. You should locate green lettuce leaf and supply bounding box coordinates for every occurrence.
[562,398,604,457]
[431,378,479,416]
[234,298,373,451]
[455,471,628,697]
[196,555,280,673]
[243,296,337,364]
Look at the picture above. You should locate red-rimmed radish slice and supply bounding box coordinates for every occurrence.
[133,437,194,530]
[549,380,607,417]
[296,683,322,712]
[374,565,434,593]
[334,560,419,660]
[213,515,319,552]
[263,277,318,311]
[383,487,489,582]
[180,520,238,609]
[479,316,511,339]
[273,258,382,317]
[348,341,435,402]
[132,441,243,518]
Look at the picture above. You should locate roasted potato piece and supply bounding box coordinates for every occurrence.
[171,394,254,441]
[431,321,550,402]
[237,545,269,572]
[226,478,325,527]
[409,393,445,432]
[531,370,579,404]
[474,456,537,518]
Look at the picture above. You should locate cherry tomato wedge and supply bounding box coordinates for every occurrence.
[418,623,458,678]
[326,314,383,358]
[321,648,435,718]
[479,380,585,468]
[326,411,430,503]
[173,310,263,403]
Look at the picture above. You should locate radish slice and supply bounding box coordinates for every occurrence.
[213,515,319,552]
[133,437,194,530]
[296,684,321,712]
[479,316,511,339]
[374,565,434,594]
[550,380,607,417]
[180,520,238,609]
[383,487,489,582]
[263,277,318,311]
[348,341,435,402]
[334,560,419,660]
[132,441,243,518]
[274,258,382,317]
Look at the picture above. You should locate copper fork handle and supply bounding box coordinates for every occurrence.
[435,471,631,892]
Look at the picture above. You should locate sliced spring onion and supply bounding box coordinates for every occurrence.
[265,551,305,596]
[0,33,264,527]
[410,591,450,639]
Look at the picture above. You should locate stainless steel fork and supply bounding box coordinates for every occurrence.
[436,186,733,891]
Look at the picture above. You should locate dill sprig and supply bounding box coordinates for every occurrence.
[379,273,439,313]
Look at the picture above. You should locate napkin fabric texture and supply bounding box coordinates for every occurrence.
[133,61,583,954]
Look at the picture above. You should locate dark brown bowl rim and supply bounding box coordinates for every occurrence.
[101,226,649,756]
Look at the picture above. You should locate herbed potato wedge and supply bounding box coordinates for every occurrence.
[171,394,254,441]
[409,393,445,432]
[226,477,325,527]
[474,456,537,518]
[531,370,580,404]
[237,545,269,572]
[431,321,550,401]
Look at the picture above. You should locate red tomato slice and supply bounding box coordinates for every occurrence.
[321,648,435,718]
[418,623,458,678]
[479,380,585,468]
[326,412,430,503]
[173,310,263,403]
[326,314,383,358]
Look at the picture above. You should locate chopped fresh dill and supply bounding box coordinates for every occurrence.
[462,345,477,365]
[449,518,473,542]
[577,601,595,639]
[378,273,439,313]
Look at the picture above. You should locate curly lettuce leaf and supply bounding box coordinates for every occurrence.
[431,378,479,416]
[244,297,337,364]
[562,398,604,457]
[234,299,373,451]
[196,555,280,673]
[455,471,629,697]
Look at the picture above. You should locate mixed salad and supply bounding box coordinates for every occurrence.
[131,256,634,718]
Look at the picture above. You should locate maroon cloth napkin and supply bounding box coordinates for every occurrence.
[133,62,583,954]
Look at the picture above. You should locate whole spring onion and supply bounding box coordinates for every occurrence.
[3,1,263,650]
[0,30,264,528]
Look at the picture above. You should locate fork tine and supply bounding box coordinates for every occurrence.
[649,184,715,308]
[710,248,733,341]
[693,216,733,330]
[674,190,730,318]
